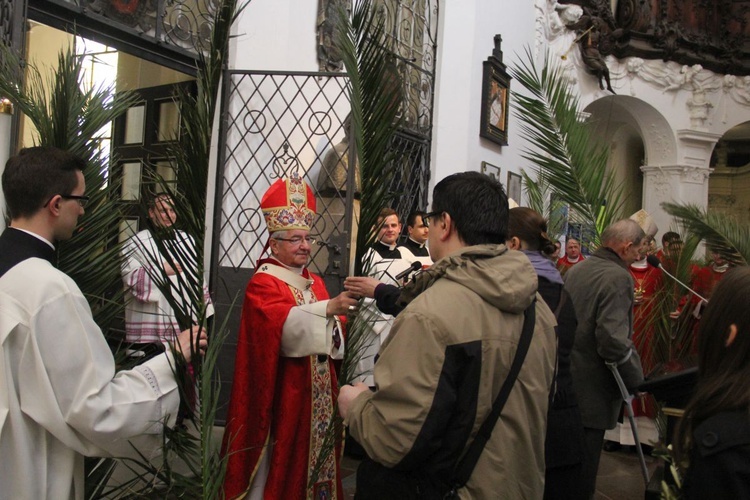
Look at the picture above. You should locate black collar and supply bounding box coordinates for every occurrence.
[0,227,56,278]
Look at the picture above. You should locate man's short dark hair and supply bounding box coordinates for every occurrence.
[2,146,85,219]
[406,210,426,228]
[377,207,398,225]
[662,231,682,246]
[431,171,508,245]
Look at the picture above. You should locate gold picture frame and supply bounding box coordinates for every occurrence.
[480,35,511,146]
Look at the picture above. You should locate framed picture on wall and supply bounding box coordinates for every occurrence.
[480,35,511,146]
[507,171,522,204]
[480,161,501,183]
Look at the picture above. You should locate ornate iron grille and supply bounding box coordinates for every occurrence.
[27,0,216,72]
[214,71,353,278]
[382,0,438,137]
[0,0,17,48]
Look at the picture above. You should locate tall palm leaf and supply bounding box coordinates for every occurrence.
[510,47,624,243]
[341,0,405,277]
[105,0,247,497]
[0,44,137,334]
[309,0,406,485]
[662,202,748,266]
[335,0,405,384]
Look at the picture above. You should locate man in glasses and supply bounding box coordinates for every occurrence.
[222,174,357,500]
[121,192,213,345]
[0,146,206,498]
[338,171,557,498]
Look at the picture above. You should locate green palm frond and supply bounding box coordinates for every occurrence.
[662,202,749,266]
[309,0,406,486]
[510,47,624,243]
[110,0,247,496]
[338,0,405,276]
[0,43,137,334]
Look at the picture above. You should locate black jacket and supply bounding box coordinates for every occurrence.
[684,410,750,499]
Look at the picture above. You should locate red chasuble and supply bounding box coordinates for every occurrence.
[630,263,663,378]
[222,259,343,499]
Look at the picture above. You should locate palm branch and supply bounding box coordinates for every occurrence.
[662,202,748,266]
[104,0,247,497]
[334,0,405,386]
[510,47,624,244]
[0,43,137,335]
[310,0,407,486]
[341,0,405,277]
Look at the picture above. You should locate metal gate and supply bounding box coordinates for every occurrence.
[210,0,438,421]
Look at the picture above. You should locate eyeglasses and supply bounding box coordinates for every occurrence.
[61,195,90,207]
[43,194,91,208]
[274,236,316,246]
[422,210,444,227]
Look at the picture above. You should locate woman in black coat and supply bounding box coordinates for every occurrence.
[508,207,585,500]
[675,266,750,498]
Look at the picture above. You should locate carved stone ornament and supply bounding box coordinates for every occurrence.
[641,165,673,197]
[680,165,711,184]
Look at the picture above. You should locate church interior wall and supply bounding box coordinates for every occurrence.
[430,0,537,202]
[228,0,541,205]
[229,0,319,72]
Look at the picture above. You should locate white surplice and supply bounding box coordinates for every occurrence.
[0,257,181,499]
[122,229,213,343]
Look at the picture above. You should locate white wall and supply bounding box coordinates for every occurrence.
[431,0,538,202]
[230,0,319,71]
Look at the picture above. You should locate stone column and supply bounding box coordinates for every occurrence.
[640,129,718,237]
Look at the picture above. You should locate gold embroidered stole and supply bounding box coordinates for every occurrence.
[256,263,337,499]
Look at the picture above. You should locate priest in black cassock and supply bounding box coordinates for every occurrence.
[399,210,431,261]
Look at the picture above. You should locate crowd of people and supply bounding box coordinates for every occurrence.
[1,146,748,499]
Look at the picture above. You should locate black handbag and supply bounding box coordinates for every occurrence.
[354,301,537,499]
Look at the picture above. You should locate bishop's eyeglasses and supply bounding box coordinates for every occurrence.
[274,236,316,246]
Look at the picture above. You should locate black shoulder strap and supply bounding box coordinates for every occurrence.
[447,300,537,494]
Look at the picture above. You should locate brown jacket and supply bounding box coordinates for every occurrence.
[345,245,557,499]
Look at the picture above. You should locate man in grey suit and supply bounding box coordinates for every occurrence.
[564,219,646,498]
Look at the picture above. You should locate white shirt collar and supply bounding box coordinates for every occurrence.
[12,227,55,250]
[378,239,398,251]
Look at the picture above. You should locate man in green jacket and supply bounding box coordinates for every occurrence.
[339,171,557,499]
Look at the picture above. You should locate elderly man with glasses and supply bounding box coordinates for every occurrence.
[222,173,357,500]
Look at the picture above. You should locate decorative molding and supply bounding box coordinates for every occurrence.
[647,123,673,163]
[641,163,712,185]
[641,165,673,197]
[680,165,712,184]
